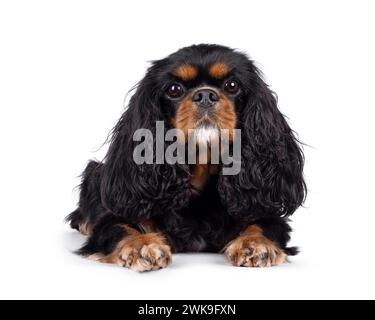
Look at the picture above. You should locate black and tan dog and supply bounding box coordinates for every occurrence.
[67,44,306,271]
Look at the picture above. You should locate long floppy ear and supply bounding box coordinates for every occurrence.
[100,77,190,223]
[218,68,306,221]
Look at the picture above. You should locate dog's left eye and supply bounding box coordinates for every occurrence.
[224,80,240,94]
[166,84,184,99]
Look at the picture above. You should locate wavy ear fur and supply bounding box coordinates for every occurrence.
[100,76,190,223]
[219,67,306,221]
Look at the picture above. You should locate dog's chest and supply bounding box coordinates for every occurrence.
[189,164,220,193]
[162,173,238,253]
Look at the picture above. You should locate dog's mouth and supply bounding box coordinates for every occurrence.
[173,89,237,145]
[195,112,218,129]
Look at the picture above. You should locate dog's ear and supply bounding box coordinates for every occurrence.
[100,77,190,222]
[219,66,306,220]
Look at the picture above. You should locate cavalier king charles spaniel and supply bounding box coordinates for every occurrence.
[67,44,306,271]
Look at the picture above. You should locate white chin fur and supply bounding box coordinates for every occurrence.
[194,126,219,145]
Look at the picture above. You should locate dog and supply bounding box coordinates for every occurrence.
[67,44,306,271]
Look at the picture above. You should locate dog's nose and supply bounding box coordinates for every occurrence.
[192,89,219,108]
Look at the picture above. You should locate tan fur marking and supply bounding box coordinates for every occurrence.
[174,64,197,81]
[90,229,172,272]
[173,92,198,141]
[224,225,287,267]
[121,224,141,236]
[214,93,237,141]
[241,224,264,237]
[173,91,236,191]
[78,221,92,236]
[190,163,220,190]
[209,62,230,78]
[190,164,209,191]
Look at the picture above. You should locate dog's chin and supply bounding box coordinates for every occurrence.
[194,125,220,145]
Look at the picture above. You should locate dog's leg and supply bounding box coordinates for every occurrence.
[224,218,295,267]
[66,160,106,237]
[78,216,172,272]
[67,208,93,236]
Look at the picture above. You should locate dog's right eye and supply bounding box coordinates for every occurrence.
[166,84,184,99]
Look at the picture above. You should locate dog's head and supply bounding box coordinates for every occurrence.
[154,45,246,145]
[101,44,306,222]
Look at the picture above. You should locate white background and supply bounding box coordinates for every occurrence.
[1,0,374,300]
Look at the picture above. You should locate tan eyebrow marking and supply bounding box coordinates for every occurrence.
[173,64,198,81]
[209,62,230,78]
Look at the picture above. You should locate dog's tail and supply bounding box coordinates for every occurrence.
[285,246,299,256]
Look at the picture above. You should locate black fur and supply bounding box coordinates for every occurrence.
[67,44,306,256]
[78,215,129,256]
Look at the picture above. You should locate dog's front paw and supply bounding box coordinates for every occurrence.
[224,235,287,268]
[90,232,172,272]
[118,243,172,272]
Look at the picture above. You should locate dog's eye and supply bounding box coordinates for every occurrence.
[224,80,240,94]
[166,84,184,98]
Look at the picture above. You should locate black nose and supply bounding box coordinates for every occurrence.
[192,89,219,108]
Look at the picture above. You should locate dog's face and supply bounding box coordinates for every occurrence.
[144,45,255,144]
[167,62,237,144]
